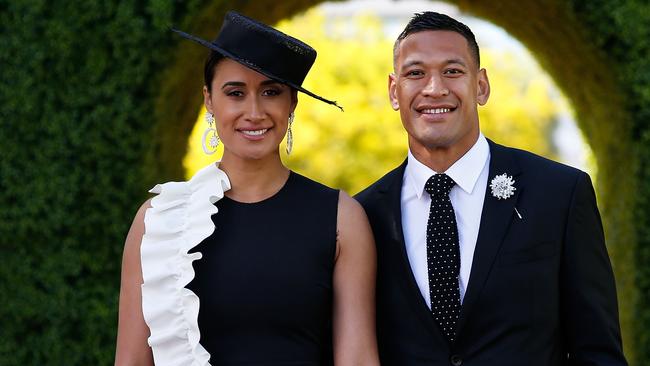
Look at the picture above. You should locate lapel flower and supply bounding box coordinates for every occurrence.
[490,173,516,200]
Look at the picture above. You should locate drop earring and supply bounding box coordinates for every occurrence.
[286,112,294,155]
[202,111,220,155]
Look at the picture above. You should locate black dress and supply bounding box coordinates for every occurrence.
[188,171,339,366]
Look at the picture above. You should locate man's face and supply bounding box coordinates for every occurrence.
[389,30,489,157]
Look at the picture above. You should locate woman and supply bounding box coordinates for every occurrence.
[114,11,378,366]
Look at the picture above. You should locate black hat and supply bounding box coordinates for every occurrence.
[172,11,342,110]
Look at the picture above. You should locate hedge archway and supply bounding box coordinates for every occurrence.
[1,0,648,364]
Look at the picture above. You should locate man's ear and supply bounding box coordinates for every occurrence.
[388,73,399,111]
[477,68,490,106]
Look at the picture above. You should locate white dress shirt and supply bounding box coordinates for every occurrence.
[401,134,490,307]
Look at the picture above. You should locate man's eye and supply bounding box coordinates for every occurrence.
[406,70,424,77]
[444,69,462,75]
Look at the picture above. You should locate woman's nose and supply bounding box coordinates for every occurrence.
[246,95,265,121]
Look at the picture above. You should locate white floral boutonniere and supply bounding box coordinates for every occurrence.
[490,173,516,200]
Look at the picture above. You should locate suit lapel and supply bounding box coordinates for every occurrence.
[377,161,446,342]
[456,141,523,336]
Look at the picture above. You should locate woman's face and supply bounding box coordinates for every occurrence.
[203,58,297,161]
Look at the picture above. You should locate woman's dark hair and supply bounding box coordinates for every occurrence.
[204,50,224,92]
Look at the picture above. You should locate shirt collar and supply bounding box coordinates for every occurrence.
[406,134,490,199]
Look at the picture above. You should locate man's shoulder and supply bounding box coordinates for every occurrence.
[355,162,406,206]
[493,141,586,181]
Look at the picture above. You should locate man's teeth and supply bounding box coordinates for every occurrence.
[422,108,451,114]
[241,129,268,136]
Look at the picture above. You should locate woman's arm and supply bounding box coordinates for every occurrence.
[333,191,380,366]
[114,200,154,366]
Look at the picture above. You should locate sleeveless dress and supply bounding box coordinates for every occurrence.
[140,164,339,366]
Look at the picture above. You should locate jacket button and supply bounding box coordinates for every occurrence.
[450,354,462,366]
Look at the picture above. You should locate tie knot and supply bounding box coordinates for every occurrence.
[425,173,455,197]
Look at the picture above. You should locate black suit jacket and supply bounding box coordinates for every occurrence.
[355,140,627,366]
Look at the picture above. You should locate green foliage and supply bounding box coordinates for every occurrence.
[565,2,650,364]
[3,0,650,364]
[0,0,202,363]
[638,127,650,366]
[0,1,327,364]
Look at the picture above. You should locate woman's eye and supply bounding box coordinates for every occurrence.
[226,90,244,97]
[263,88,282,96]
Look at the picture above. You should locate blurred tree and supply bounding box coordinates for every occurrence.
[185,10,571,195]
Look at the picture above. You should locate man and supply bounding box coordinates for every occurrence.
[355,11,627,365]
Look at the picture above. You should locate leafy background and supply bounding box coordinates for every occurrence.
[1,0,648,364]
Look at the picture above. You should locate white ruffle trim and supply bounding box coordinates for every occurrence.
[141,163,230,366]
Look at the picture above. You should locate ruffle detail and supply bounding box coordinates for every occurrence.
[141,163,230,366]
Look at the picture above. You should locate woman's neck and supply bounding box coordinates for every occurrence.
[219,152,290,203]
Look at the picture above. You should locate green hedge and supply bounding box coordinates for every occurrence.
[0,0,202,363]
[1,0,648,364]
[568,2,650,363]
[0,0,325,364]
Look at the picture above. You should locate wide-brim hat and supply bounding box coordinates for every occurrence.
[172,11,342,110]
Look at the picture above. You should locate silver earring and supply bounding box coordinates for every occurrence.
[286,112,294,155]
[202,111,220,155]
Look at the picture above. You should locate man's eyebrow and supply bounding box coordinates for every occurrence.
[445,58,468,67]
[400,58,468,70]
[400,60,422,70]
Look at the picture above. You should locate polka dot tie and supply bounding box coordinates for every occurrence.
[424,173,461,343]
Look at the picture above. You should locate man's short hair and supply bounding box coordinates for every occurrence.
[393,12,480,69]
